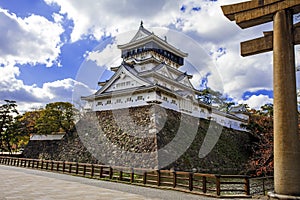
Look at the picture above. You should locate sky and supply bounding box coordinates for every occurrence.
[1,0,300,112]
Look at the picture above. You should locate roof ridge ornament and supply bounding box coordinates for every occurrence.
[140,20,143,28]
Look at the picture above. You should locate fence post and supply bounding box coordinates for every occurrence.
[91,164,94,177]
[245,176,250,195]
[62,161,65,173]
[143,172,147,184]
[83,164,86,176]
[189,172,194,191]
[100,166,103,178]
[109,167,113,179]
[56,162,59,172]
[130,168,134,183]
[203,176,207,193]
[46,161,49,170]
[41,160,44,169]
[76,162,79,174]
[173,171,177,188]
[17,158,19,167]
[216,175,221,196]
[157,170,161,186]
[51,160,54,171]
[263,178,266,195]
[69,163,72,173]
[119,170,123,181]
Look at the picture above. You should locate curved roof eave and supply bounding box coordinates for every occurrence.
[118,34,188,58]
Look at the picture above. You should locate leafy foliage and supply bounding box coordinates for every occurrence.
[198,88,234,111]
[35,102,77,135]
[243,104,274,176]
[0,100,21,152]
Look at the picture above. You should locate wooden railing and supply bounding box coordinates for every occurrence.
[0,156,269,198]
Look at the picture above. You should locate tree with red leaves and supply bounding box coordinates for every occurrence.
[243,104,274,176]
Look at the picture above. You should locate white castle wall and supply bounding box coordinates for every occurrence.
[90,92,248,132]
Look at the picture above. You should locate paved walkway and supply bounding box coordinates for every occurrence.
[0,165,215,200]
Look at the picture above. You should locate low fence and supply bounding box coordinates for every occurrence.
[0,156,273,198]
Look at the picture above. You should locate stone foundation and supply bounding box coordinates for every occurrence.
[23,105,253,173]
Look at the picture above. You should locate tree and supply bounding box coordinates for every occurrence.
[0,100,19,153]
[198,88,234,111]
[35,102,77,135]
[244,104,274,176]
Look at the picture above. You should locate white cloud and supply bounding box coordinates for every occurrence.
[86,42,121,68]
[0,8,64,67]
[35,0,298,110]
[239,94,273,110]
[0,65,94,112]
[0,0,286,109]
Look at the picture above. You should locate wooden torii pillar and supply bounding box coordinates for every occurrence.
[222,0,300,199]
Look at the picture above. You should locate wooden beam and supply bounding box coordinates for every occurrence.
[221,0,282,21]
[222,0,300,29]
[241,24,300,56]
[241,33,273,56]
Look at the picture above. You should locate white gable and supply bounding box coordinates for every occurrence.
[179,76,194,88]
[156,65,174,80]
[130,23,152,43]
[96,65,150,95]
[106,73,144,92]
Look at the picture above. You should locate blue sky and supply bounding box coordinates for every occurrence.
[0,0,299,111]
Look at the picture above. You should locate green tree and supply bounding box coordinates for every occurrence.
[0,100,19,153]
[198,88,234,111]
[35,102,77,135]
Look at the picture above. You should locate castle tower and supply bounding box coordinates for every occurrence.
[82,22,249,132]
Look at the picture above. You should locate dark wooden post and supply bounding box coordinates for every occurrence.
[119,170,123,181]
[109,167,113,179]
[83,164,86,176]
[143,172,147,184]
[99,166,103,178]
[76,162,79,174]
[91,164,94,177]
[244,176,250,195]
[215,175,221,196]
[202,176,207,193]
[173,171,177,188]
[62,161,65,173]
[157,170,161,186]
[69,163,72,173]
[189,172,194,191]
[130,168,134,183]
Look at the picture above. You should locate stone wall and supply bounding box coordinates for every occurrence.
[23,105,253,174]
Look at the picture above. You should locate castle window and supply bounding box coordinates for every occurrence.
[171,99,176,104]
[97,102,102,106]
[116,99,122,104]
[137,96,143,101]
[163,96,168,101]
[106,100,111,104]
[126,97,132,102]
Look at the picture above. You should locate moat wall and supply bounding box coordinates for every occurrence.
[23,105,253,174]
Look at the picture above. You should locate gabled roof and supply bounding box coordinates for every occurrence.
[30,134,65,141]
[117,23,188,58]
[130,21,153,43]
[94,63,151,96]
[229,104,249,114]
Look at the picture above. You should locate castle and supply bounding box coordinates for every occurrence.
[82,22,249,131]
